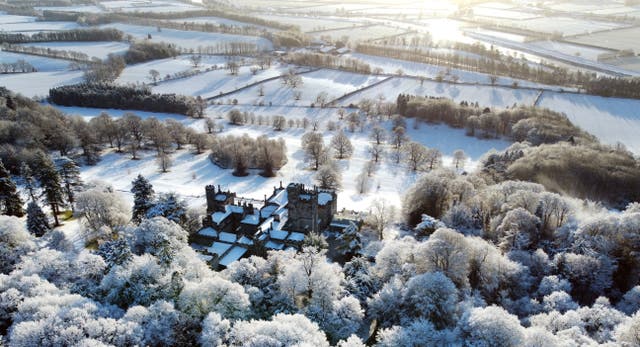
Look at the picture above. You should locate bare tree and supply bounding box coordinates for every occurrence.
[370,126,386,145]
[272,115,286,131]
[191,133,211,154]
[301,132,328,170]
[368,144,384,163]
[404,142,429,171]
[453,149,467,170]
[367,198,396,239]
[189,54,202,68]
[258,84,265,97]
[148,69,160,85]
[355,168,370,194]
[204,118,216,134]
[226,60,239,75]
[315,163,341,189]
[330,130,353,159]
[316,91,329,108]
[293,90,302,101]
[391,126,408,149]
[426,148,442,170]
[157,152,172,173]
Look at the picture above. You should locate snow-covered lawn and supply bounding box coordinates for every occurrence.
[99,23,273,51]
[1,21,80,33]
[151,63,292,99]
[538,92,640,154]
[221,69,387,106]
[116,55,231,85]
[17,41,130,60]
[0,50,71,71]
[0,71,83,98]
[339,77,540,109]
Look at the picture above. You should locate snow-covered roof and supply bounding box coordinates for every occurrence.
[211,209,232,224]
[268,189,288,206]
[207,241,232,256]
[318,192,332,205]
[198,254,213,262]
[260,205,277,218]
[215,193,227,201]
[198,227,218,238]
[270,229,289,240]
[219,232,237,243]
[299,194,311,200]
[238,236,254,246]
[257,232,268,241]
[287,232,305,242]
[219,246,248,267]
[265,241,285,250]
[336,47,350,54]
[320,45,336,53]
[190,243,207,251]
[285,246,298,252]
[241,213,260,225]
[229,205,244,213]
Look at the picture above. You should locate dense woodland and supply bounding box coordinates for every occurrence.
[0,28,123,44]
[49,83,204,117]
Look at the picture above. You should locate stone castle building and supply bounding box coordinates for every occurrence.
[192,182,346,269]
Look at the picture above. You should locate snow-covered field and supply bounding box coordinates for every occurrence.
[62,104,508,211]
[220,69,387,106]
[152,63,292,99]
[0,13,37,24]
[538,92,640,154]
[470,7,540,20]
[568,27,640,53]
[527,40,612,62]
[116,55,231,85]
[0,71,83,98]
[17,41,130,60]
[503,17,627,36]
[99,23,273,51]
[100,0,202,13]
[254,14,365,32]
[340,77,540,109]
[0,50,71,71]
[1,21,80,33]
[35,5,105,13]
[310,25,409,42]
[169,16,270,30]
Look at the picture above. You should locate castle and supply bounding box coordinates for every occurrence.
[191,182,347,269]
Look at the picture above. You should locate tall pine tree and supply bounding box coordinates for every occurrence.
[0,159,24,217]
[36,153,65,226]
[55,157,83,212]
[131,174,154,223]
[27,201,50,237]
[20,163,38,202]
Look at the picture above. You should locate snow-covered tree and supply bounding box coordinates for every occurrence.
[178,276,250,320]
[302,132,329,170]
[0,159,24,217]
[367,198,396,240]
[26,201,50,237]
[200,312,230,346]
[377,319,457,347]
[35,153,65,226]
[331,130,354,159]
[0,216,36,274]
[132,217,188,265]
[131,174,154,223]
[146,192,187,227]
[459,305,525,347]
[315,164,341,189]
[76,186,130,235]
[55,156,83,212]
[228,314,329,347]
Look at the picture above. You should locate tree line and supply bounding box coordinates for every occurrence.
[0,59,36,73]
[2,43,92,62]
[124,41,180,64]
[0,28,123,44]
[284,52,372,74]
[49,83,205,117]
[210,134,287,177]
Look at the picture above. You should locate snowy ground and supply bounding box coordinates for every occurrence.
[253,14,366,32]
[99,23,273,51]
[1,21,80,33]
[309,25,409,42]
[0,50,71,72]
[340,77,540,109]
[500,16,627,36]
[220,68,387,106]
[116,55,232,85]
[56,104,509,212]
[35,5,105,13]
[538,91,640,154]
[168,17,270,30]
[0,71,83,98]
[152,62,292,99]
[567,27,640,53]
[99,0,203,13]
[17,41,130,60]
[0,13,37,24]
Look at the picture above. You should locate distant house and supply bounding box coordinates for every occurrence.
[192,182,356,269]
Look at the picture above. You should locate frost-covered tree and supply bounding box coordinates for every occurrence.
[615,311,640,346]
[367,199,396,240]
[200,312,230,346]
[228,314,329,347]
[0,216,35,274]
[404,271,459,328]
[146,192,187,227]
[76,186,130,235]
[459,305,525,347]
[370,126,386,145]
[55,156,83,212]
[97,238,132,269]
[178,277,250,320]
[132,217,188,265]
[0,159,24,217]
[26,201,50,237]
[453,149,467,170]
[20,163,38,202]
[377,319,457,347]
[302,132,329,170]
[131,174,154,223]
[403,142,429,171]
